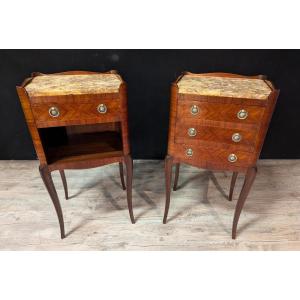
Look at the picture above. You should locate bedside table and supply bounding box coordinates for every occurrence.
[164,72,279,239]
[17,70,134,239]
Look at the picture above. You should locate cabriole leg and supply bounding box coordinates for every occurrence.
[39,165,65,239]
[232,166,257,239]
[229,172,238,201]
[124,155,135,224]
[173,163,180,191]
[59,170,68,200]
[163,155,173,224]
[119,162,126,190]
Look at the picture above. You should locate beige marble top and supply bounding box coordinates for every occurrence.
[177,75,272,100]
[25,74,122,97]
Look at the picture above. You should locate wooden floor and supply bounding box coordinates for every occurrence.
[0,160,299,250]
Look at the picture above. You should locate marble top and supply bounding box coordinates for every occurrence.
[25,74,122,97]
[177,75,272,100]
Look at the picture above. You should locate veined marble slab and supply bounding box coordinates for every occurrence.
[178,75,272,100]
[25,74,122,97]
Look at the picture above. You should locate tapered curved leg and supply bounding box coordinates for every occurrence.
[39,165,65,239]
[163,155,173,224]
[124,155,135,224]
[59,170,68,200]
[232,166,257,239]
[119,162,126,190]
[229,172,238,201]
[173,163,180,191]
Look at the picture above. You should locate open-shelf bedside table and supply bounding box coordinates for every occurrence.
[164,72,279,239]
[17,70,134,239]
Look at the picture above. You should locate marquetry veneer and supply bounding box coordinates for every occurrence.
[17,70,135,239]
[164,72,279,239]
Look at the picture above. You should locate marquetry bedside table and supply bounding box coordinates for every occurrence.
[164,72,279,239]
[17,70,134,239]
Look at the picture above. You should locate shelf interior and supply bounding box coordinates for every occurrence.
[39,123,123,165]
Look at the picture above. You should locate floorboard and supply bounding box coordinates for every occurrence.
[0,159,299,250]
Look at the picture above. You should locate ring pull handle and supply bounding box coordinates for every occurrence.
[232,133,242,143]
[228,154,237,163]
[186,148,193,157]
[97,104,107,114]
[188,128,197,137]
[49,106,60,118]
[190,105,199,115]
[237,109,248,120]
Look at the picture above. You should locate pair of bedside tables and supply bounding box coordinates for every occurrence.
[17,70,279,239]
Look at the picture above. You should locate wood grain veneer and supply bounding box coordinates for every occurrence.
[164,72,279,239]
[17,70,135,239]
[31,98,121,128]
[175,123,257,152]
[176,101,265,125]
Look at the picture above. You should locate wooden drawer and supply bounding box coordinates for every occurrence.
[175,123,257,152]
[177,100,265,125]
[174,143,256,169]
[31,99,121,128]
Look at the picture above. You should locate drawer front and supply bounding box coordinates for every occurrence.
[174,143,255,168]
[177,100,265,125]
[31,99,121,127]
[175,123,257,152]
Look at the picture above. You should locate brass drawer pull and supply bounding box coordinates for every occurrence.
[48,106,60,118]
[228,153,237,163]
[186,148,193,157]
[188,128,197,137]
[237,109,248,120]
[232,133,242,143]
[97,104,107,114]
[190,105,199,115]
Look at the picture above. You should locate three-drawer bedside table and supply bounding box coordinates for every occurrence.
[17,70,135,239]
[163,72,279,239]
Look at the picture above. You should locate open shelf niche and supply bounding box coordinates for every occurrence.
[38,122,123,165]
